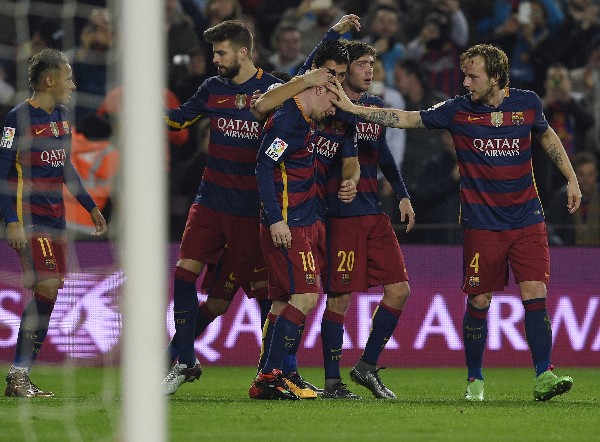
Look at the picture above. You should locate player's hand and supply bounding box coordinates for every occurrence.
[6,222,27,250]
[338,179,357,203]
[250,89,266,121]
[90,207,107,236]
[332,14,361,34]
[566,180,582,214]
[303,68,335,88]
[326,79,354,112]
[270,220,292,249]
[399,197,415,233]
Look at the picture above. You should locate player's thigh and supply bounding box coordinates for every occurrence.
[19,232,67,293]
[179,204,226,265]
[365,214,409,287]
[462,228,510,294]
[223,214,267,284]
[508,223,550,286]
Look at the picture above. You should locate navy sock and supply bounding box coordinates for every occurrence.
[523,298,552,376]
[282,321,304,375]
[321,309,344,380]
[14,293,55,369]
[173,267,199,367]
[166,301,216,365]
[257,298,272,329]
[257,312,277,373]
[263,305,304,374]
[463,303,489,380]
[361,301,401,366]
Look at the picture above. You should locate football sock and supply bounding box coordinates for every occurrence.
[257,312,277,373]
[325,378,342,389]
[173,267,199,367]
[14,292,55,370]
[262,304,305,374]
[523,298,552,376]
[321,309,345,380]
[282,321,304,375]
[463,302,489,380]
[354,359,376,376]
[360,301,401,366]
[166,301,217,365]
[257,297,271,328]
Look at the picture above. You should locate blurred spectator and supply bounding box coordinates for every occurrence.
[166,0,202,63]
[570,33,600,151]
[0,65,15,107]
[411,130,461,244]
[203,0,243,28]
[262,22,306,76]
[255,0,303,50]
[405,0,468,97]
[546,152,599,245]
[64,115,119,239]
[240,13,269,66]
[70,8,115,126]
[170,46,209,102]
[535,62,594,204]
[393,58,448,241]
[361,4,406,87]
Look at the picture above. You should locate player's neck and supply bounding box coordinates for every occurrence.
[28,93,56,114]
[485,87,506,108]
[342,82,363,102]
[231,62,257,85]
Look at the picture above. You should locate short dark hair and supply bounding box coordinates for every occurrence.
[313,40,349,68]
[204,19,253,53]
[572,151,598,170]
[460,44,510,89]
[343,40,378,64]
[396,58,427,89]
[28,48,69,90]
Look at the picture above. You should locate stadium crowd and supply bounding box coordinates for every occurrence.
[0,0,599,246]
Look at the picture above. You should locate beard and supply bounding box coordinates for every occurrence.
[218,57,241,80]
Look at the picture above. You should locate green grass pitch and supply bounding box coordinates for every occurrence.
[1,366,598,441]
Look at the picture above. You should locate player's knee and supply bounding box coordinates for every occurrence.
[205,297,231,316]
[34,278,60,301]
[175,258,203,275]
[326,292,351,315]
[468,293,492,309]
[383,282,410,308]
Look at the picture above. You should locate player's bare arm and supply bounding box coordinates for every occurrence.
[89,206,108,236]
[536,126,582,213]
[270,220,292,249]
[6,222,26,250]
[338,156,360,203]
[327,79,423,129]
[332,14,361,34]
[399,197,416,233]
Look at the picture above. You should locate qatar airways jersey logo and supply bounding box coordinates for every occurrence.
[356,121,382,141]
[41,148,67,167]
[217,118,260,140]
[473,138,520,157]
[308,135,339,159]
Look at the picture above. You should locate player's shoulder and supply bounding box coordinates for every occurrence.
[506,87,541,106]
[257,69,284,87]
[56,104,71,119]
[358,93,384,107]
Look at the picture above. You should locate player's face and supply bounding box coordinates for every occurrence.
[462,55,497,105]
[311,87,337,122]
[576,163,598,195]
[212,41,242,79]
[319,60,347,84]
[52,63,76,105]
[344,55,374,94]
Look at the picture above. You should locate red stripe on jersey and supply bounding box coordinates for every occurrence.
[209,143,259,163]
[454,109,536,126]
[202,168,258,190]
[462,186,538,207]
[30,202,64,218]
[30,176,64,192]
[207,94,249,109]
[356,177,378,194]
[460,160,532,181]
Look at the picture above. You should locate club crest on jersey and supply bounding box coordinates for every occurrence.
[468,276,480,287]
[511,112,524,126]
[49,122,60,137]
[235,94,247,109]
[62,121,70,134]
[265,137,288,161]
[1,126,15,149]
[305,273,316,285]
[45,258,56,270]
[490,112,503,127]
[341,273,350,285]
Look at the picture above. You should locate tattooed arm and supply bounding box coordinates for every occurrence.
[327,79,424,129]
[536,126,581,213]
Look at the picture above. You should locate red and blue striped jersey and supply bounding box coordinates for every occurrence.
[256,97,319,227]
[0,101,96,231]
[164,69,281,217]
[420,88,547,230]
[327,94,409,217]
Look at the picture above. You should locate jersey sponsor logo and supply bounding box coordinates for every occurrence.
[1,126,15,149]
[491,111,503,127]
[40,148,67,167]
[216,118,260,139]
[356,121,382,141]
[472,138,520,157]
[308,135,339,159]
[265,137,288,161]
[35,128,47,135]
[511,112,525,126]
[235,94,247,109]
[467,115,483,122]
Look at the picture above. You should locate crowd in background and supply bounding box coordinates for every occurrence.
[0,0,598,245]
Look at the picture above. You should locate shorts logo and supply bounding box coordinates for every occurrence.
[468,276,480,287]
[341,273,350,285]
[491,112,503,127]
[1,126,15,149]
[265,137,288,161]
[511,111,524,126]
[235,94,247,109]
[305,273,316,285]
[45,258,56,270]
[224,281,235,293]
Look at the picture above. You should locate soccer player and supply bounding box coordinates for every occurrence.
[328,43,581,401]
[248,72,343,401]
[0,48,107,397]
[161,20,281,395]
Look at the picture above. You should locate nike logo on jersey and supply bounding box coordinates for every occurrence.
[35,128,46,134]
[253,267,267,273]
[467,116,483,122]
[217,99,228,103]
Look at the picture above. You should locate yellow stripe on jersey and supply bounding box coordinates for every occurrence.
[280,161,288,223]
[15,151,23,223]
[163,114,203,130]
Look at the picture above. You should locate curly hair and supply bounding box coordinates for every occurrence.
[28,48,68,90]
[460,44,510,89]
